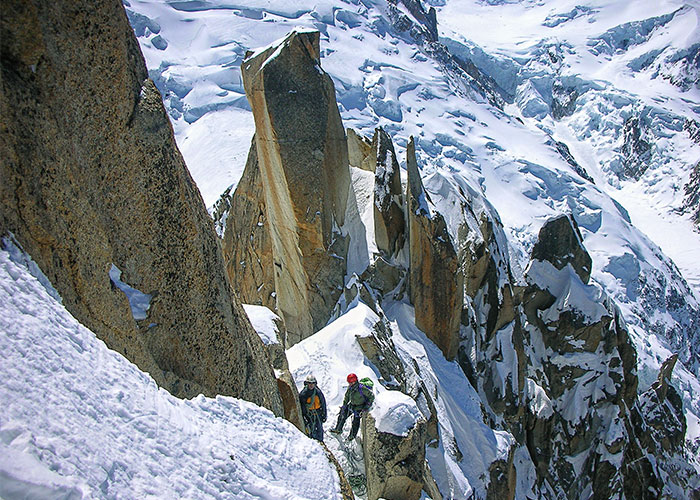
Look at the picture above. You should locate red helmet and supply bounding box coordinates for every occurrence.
[347,373,358,384]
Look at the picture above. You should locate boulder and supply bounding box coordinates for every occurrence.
[241,29,351,345]
[0,0,282,413]
[372,128,405,259]
[277,370,305,432]
[406,137,463,360]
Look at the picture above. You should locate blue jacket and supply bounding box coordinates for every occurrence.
[299,386,327,422]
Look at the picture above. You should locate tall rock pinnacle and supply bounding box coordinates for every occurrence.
[239,29,351,345]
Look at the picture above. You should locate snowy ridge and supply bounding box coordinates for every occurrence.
[0,239,343,500]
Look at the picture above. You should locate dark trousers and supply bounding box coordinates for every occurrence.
[334,405,361,440]
[305,410,324,442]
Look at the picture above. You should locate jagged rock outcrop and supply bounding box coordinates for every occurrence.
[362,400,428,500]
[517,216,639,496]
[406,138,463,360]
[516,215,695,498]
[210,185,233,238]
[637,355,686,455]
[222,138,277,312]
[388,0,438,43]
[550,138,595,183]
[244,304,304,430]
[347,128,374,172]
[530,214,592,283]
[551,82,579,119]
[0,0,282,413]
[686,118,700,144]
[486,452,516,500]
[239,29,351,345]
[385,0,506,107]
[450,207,696,497]
[372,128,406,259]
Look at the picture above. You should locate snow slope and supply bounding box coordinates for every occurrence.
[0,237,343,500]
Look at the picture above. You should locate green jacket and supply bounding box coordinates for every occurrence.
[343,382,374,411]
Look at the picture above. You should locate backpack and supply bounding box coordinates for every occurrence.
[356,377,374,407]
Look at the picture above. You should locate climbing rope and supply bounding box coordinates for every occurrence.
[333,434,367,497]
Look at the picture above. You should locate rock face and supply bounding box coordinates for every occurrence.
[406,138,463,360]
[0,0,283,413]
[347,128,374,172]
[222,138,277,313]
[239,29,351,345]
[355,318,407,392]
[372,128,405,259]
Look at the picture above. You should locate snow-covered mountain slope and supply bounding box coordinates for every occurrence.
[125,0,700,450]
[0,237,344,500]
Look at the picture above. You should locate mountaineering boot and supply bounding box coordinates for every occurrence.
[330,427,342,434]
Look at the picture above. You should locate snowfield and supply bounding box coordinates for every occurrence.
[0,238,343,500]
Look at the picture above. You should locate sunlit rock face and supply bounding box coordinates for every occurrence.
[0,0,283,414]
[240,29,351,346]
[347,128,374,172]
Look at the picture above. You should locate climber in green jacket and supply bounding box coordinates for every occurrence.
[330,373,374,440]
